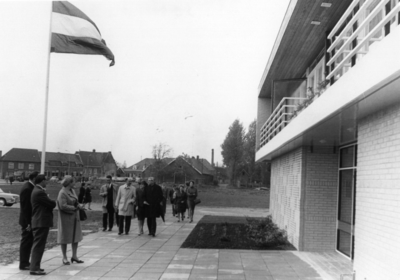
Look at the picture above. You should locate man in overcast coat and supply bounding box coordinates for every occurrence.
[18,171,39,270]
[143,177,163,237]
[30,175,56,275]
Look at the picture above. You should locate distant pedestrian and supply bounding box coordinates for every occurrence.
[9,175,14,185]
[174,185,187,222]
[57,177,84,265]
[115,178,136,235]
[100,175,118,231]
[143,177,163,237]
[161,183,168,218]
[30,175,56,275]
[135,178,146,235]
[169,185,177,216]
[78,183,85,204]
[18,171,39,271]
[186,180,198,223]
[84,182,92,210]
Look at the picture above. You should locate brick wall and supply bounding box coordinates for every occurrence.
[303,146,338,251]
[270,147,303,249]
[354,103,400,280]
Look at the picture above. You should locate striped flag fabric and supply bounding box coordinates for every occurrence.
[51,1,115,66]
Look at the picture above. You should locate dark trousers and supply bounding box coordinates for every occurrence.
[19,227,33,268]
[118,215,132,234]
[103,206,118,230]
[30,227,49,272]
[147,217,157,235]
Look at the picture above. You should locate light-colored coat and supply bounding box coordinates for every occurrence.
[100,183,118,214]
[115,184,136,216]
[57,188,82,244]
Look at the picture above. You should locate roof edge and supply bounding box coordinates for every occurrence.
[258,0,298,97]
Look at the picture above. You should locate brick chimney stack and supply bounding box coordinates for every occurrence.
[196,155,199,160]
[93,149,96,153]
[0,150,2,158]
[211,149,214,166]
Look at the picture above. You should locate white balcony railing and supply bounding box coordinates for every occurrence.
[260,97,306,148]
[327,0,400,82]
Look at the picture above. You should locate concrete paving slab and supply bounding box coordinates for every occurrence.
[0,206,353,280]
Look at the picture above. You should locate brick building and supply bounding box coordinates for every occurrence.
[77,150,117,178]
[256,0,400,279]
[130,156,215,184]
[39,152,84,178]
[0,148,41,179]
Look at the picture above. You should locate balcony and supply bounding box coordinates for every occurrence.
[259,97,306,148]
[327,0,400,83]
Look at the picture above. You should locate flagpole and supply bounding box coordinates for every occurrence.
[40,2,53,174]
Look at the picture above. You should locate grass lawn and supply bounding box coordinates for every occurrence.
[1,183,270,208]
[0,207,103,265]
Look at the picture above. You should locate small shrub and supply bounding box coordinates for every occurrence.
[245,215,290,248]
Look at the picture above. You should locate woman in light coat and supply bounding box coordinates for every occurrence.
[57,177,84,265]
[115,178,136,235]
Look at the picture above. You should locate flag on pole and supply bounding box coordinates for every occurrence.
[51,1,115,66]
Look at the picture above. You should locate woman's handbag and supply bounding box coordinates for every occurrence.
[79,208,87,221]
[194,198,201,205]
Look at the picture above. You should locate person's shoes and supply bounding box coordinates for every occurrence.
[62,259,71,265]
[152,233,155,237]
[148,233,152,235]
[30,271,46,276]
[71,257,84,264]
[125,232,129,235]
[19,266,30,271]
[108,228,112,231]
[177,219,180,222]
[118,232,123,235]
[138,232,142,236]
[190,220,193,223]
[102,228,107,232]
[88,208,92,210]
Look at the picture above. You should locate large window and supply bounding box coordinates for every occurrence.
[28,163,34,170]
[8,162,14,169]
[18,163,24,169]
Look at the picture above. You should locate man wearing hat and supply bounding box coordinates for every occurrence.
[143,177,163,237]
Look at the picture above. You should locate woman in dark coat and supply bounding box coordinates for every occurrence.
[135,180,146,235]
[186,180,198,223]
[174,185,187,222]
[83,182,92,210]
[78,183,85,204]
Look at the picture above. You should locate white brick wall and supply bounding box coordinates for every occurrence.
[355,103,400,280]
[270,147,303,249]
[303,146,338,251]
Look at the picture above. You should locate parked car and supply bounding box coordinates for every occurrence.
[0,188,20,207]
[49,176,59,182]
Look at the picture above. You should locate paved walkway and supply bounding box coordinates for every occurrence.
[0,207,352,280]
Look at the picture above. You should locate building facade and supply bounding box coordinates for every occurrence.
[0,148,41,179]
[256,0,400,279]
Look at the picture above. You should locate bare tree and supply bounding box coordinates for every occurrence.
[151,143,173,182]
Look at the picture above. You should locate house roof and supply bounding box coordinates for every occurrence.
[0,148,41,163]
[182,157,215,175]
[38,152,82,164]
[258,0,352,98]
[77,151,115,167]
[128,158,174,171]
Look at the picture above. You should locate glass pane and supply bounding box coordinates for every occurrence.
[340,147,355,168]
[338,230,352,257]
[339,170,353,223]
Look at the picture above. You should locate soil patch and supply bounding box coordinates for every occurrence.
[0,208,103,265]
[181,215,296,250]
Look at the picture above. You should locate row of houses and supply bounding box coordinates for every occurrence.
[0,148,217,184]
[255,0,400,278]
[0,148,117,180]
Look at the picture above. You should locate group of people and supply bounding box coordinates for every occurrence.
[17,172,198,276]
[169,181,198,223]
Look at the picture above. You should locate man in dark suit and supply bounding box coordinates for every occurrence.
[18,171,39,270]
[30,174,56,276]
[99,175,118,231]
[143,177,163,237]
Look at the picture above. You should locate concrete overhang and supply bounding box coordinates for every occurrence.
[258,0,352,98]
[256,27,400,162]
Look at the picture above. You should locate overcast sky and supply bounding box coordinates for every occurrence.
[0,0,289,167]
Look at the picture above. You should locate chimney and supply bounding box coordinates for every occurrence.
[93,149,96,153]
[211,149,214,166]
[0,150,2,158]
[197,155,199,160]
